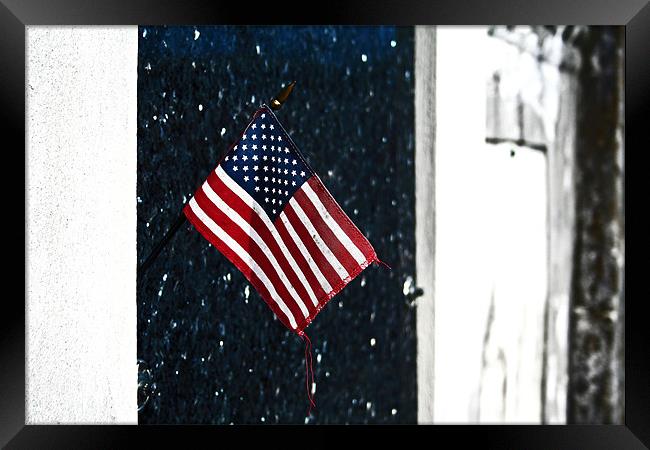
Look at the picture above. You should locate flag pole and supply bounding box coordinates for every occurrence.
[137,211,186,278]
[137,82,297,279]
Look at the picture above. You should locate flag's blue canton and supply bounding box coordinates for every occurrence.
[219,107,314,221]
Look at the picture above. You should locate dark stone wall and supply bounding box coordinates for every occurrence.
[137,26,416,424]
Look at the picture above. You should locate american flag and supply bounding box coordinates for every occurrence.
[184,105,378,335]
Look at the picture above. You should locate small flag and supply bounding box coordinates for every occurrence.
[184,105,379,335]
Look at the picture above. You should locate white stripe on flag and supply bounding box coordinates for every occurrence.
[201,180,310,318]
[188,197,298,329]
[278,211,333,294]
[301,182,367,265]
[215,166,320,307]
[288,197,350,281]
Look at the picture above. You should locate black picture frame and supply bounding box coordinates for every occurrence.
[6,0,648,447]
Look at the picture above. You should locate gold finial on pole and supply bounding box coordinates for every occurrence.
[270,81,296,111]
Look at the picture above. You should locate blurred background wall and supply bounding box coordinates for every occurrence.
[417,25,624,424]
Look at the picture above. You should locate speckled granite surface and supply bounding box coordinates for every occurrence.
[137,26,416,424]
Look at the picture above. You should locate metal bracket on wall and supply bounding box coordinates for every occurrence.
[406,286,425,304]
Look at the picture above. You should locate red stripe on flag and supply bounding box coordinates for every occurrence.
[281,203,343,288]
[183,202,297,331]
[272,215,329,302]
[292,188,361,277]
[307,176,377,260]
